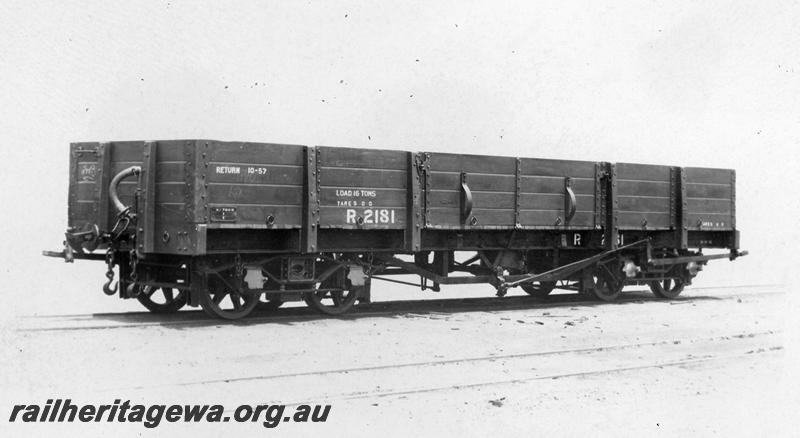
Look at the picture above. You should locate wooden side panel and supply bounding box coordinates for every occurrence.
[683,167,735,231]
[518,158,598,229]
[150,140,197,254]
[425,153,517,229]
[615,162,675,230]
[424,154,599,230]
[316,146,407,229]
[204,141,306,229]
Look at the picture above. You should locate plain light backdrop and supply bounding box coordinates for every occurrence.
[0,1,797,317]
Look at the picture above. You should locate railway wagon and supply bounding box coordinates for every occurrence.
[44,140,746,319]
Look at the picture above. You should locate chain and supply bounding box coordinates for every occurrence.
[102,248,117,295]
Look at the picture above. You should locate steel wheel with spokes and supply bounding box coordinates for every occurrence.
[199,275,258,320]
[136,286,188,314]
[303,277,360,316]
[649,276,686,299]
[589,260,625,302]
[520,281,557,298]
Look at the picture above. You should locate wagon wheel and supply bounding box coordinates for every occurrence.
[199,274,258,320]
[649,275,686,299]
[303,276,360,316]
[589,259,625,302]
[136,286,188,314]
[520,281,557,298]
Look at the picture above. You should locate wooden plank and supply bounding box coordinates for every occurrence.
[318,146,407,170]
[686,198,732,215]
[616,162,671,182]
[154,140,186,161]
[684,167,733,185]
[209,141,305,166]
[427,190,516,210]
[427,153,515,174]
[319,167,407,188]
[425,208,459,227]
[71,203,95,223]
[685,183,732,199]
[426,207,516,228]
[429,171,516,192]
[108,141,146,162]
[205,205,302,227]
[519,193,596,211]
[206,163,303,185]
[74,181,97,200]
[206,184,303,206]
[520,176,595,195]
[152,203,187,253]
[318,206,406,229]
[685,212,734,229]
[617,179,671,198]
[520,158,596,177]
[472,191,516,209]
[156,161,186,184]
[154,162,186,183]
[518,210,595,228]
[470,208,516,226]
[155,182,187,204]
[319,188,407,208]
[617,196,670,214]
[617,212,671,229]
[109,162,143,177]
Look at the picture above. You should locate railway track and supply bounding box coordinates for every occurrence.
[17,284,783,332]
[7,284,784,415]
[98,329,783,407]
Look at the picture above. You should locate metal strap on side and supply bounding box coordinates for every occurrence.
[565,176,576,222]
[460,172,473,224]
[109,166,142,214]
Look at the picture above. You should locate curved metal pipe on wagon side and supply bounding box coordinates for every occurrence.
[109,166,141,214]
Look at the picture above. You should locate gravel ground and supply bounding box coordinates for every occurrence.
[0,282,793,437]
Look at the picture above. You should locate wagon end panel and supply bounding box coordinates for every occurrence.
[424,152,516,229]
[68,142,105,233]
[316,146,408,230]
[69,141,147,236]
[683,167,735,232]
[615,163,677,230]
[518,158,600,230]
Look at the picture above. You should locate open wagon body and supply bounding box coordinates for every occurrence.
[45,140,746,319]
